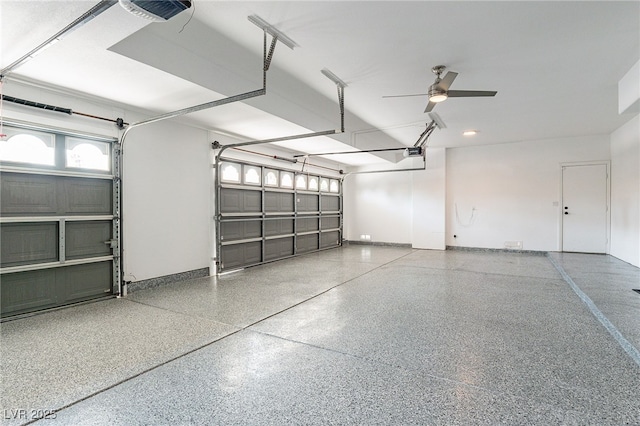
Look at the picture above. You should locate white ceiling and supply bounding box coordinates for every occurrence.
[1,1,638,166]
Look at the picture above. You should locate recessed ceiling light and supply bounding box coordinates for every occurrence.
[463,130,478,136]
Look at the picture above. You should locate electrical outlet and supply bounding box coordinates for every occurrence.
[504,241,523,249]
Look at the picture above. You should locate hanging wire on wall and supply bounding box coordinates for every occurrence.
[455,203,477,227]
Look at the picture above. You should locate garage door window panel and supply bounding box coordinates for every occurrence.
[243,166,261,185]
[65,138,110,171]
[220,162,241,183]
[0,131,55,167]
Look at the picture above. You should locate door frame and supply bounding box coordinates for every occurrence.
[559,161,610,253]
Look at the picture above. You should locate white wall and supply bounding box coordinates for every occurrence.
[343,166,413,245]
[610,114,640,267]
[122,121,210,281]
[446,136,610,251]
[3,80,212,282]
[343,152,445,247]
[344,135,612,251]
[412,148,446,249]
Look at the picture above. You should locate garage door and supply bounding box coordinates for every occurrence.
[0,124,120,318]
[216,160,342,272]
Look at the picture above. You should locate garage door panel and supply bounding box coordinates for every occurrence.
[0,270,58,316]
[243,191,262,212]
[265,218,294,236]
[63,178,112,215]
[321,195,340,212]
[321,231,341,248]
[297,217,319,233]
[297,194,319,212]
[220,188,261,213]
[1,263,113,317]
[65,221,112,260]
[1,222,59,267]
[265,192,294,212]
[0,173,58,216]
[297,234,318,253]
[61,262,112,302]
[321,216,340,230]
[265,237,294,261]
[221,242,261,270]
[220,220,261,241]
[220,189,242,212]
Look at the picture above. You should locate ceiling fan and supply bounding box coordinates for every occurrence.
[383,65,497,113]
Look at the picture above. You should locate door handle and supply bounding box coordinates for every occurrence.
[104,239,118,249]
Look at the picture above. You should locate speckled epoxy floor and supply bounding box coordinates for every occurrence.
[2,246,639,425]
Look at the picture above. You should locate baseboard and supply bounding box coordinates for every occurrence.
[446,245,547,255]
[344,240,412,248]
[126,267,210,293]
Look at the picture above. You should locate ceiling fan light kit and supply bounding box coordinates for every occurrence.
[428,87,448,103]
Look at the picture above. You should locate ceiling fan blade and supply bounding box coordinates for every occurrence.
[438,71,458,90]
[446,90,497,97]
[424,101,437,113]
[382,93,428,98]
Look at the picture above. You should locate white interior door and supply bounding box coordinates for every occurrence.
[562,164,608,253]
